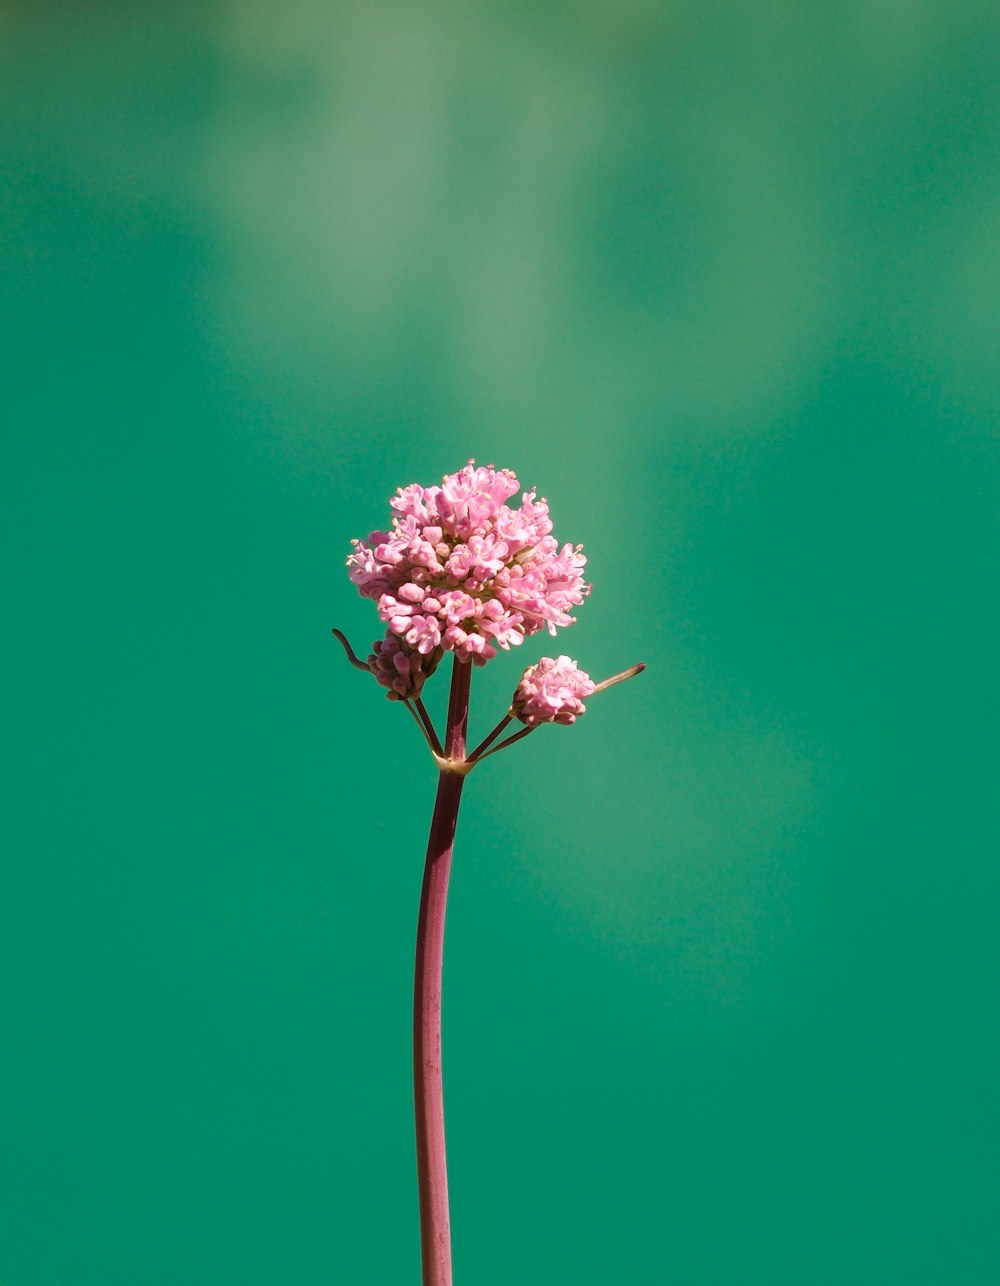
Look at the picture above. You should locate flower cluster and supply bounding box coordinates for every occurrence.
[367,633,443,700]
[348,462,590,665]
[512,656,596,727]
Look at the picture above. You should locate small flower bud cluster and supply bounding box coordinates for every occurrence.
[348,462,590,665]
[367,632,443,700]
[512,656,596,727]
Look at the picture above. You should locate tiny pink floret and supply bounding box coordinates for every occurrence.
[347,462,591,665]
[512,655,597,727]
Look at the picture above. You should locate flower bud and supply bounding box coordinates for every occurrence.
[512,655,596,727]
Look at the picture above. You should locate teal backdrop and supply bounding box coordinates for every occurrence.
[3,3,997,1283]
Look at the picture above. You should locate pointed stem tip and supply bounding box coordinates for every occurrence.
[592,661,646,695]
[331,628,371,672]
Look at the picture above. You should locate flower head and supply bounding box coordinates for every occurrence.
[367,630,443,700]
[347,462,591,664]
[512,655,596,727]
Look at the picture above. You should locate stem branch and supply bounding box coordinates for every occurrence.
[467,711,513,763]
[414,696,444,758]
[474,724,535,762]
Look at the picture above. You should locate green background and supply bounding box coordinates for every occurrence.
[3,2,998,1282]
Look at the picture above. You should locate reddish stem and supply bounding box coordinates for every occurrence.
[442,653,472,761]
[413,656,471,1286]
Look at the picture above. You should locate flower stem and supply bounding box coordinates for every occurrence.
[442,653,472,761]
[466,711,512,763]
[413,656,471,1286]
[407,697,444,758]
[472,723,535,762]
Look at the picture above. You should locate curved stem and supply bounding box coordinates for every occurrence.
[413,656,471,1286]
[331,628,370,671]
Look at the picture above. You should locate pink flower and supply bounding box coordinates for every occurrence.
[367,631,443,700]
[512,655,597,727]
[347,462,591,664]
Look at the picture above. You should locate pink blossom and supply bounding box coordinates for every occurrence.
[512,655,597,727]
[347,462,591,664]
[367,631,443,700]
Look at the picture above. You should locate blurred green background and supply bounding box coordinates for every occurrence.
[2,2,998,1282]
